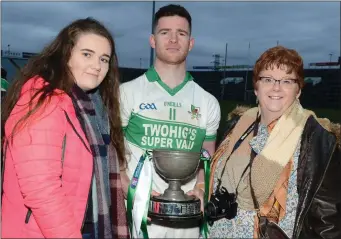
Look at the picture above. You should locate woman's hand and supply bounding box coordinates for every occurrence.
[187,186,205,212]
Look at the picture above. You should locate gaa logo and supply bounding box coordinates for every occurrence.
[139,103,157,110]
[131,178,138,189]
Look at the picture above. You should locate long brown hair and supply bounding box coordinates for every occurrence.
[1,17,126,166]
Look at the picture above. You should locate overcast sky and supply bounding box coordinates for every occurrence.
[1,1,340,70]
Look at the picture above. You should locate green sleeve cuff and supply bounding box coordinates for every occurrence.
[204,134,217,141]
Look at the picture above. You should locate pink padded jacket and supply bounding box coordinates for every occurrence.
[1,77,93,238]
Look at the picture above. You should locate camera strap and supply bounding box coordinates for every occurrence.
[235,120,259,199]
[249,149,260,209]
[217,114,260,190]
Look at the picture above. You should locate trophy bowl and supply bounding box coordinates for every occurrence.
[148,149,203,222]
[153,150,201,181]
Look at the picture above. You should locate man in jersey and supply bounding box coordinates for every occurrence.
[119,4,221,238]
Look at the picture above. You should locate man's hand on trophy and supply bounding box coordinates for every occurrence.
[187,187,205,212]
[151,190,161,197]
[147,190,161,222]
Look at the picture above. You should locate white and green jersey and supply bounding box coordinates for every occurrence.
[120,66,221,193]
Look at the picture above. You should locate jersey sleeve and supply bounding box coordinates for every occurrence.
[205,95,221,141]
[119,83,132,131]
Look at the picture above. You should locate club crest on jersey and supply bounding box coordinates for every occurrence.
[188,104,201,119]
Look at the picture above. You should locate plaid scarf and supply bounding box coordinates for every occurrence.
[70,85,129,239]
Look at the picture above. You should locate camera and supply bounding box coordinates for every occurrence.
[205,186,238,226]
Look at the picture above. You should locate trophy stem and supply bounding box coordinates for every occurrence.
[168,180,181,191]
[161,180,191,201]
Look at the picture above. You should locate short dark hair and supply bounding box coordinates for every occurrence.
[1,67,7,79]
[153,4,192,33]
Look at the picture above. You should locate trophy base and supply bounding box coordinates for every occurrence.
[148,196,202,223]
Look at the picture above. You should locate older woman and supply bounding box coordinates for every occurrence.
[207,46,341,238]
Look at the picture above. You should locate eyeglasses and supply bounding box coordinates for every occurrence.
[259,77,297,88]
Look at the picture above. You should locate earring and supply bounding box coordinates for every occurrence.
[256,97,259,104]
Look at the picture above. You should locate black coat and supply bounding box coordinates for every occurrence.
[294,115,341,238]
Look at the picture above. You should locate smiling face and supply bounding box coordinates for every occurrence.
[255,64,301,120]
[68,33,111,91]
[150,15,194,65]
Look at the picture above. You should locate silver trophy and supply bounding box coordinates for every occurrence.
[148,149,203,222]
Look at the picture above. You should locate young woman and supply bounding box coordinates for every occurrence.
[1,18,129,239]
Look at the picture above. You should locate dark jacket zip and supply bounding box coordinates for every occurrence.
[25,208,32,223]
[81,168,94,233]
[63,111,94,233]
[295,142,336,238]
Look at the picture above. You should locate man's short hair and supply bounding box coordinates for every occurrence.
[1,67,7,79]
[153,4,192,34]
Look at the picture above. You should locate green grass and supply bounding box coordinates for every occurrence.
[217,100,340,142]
